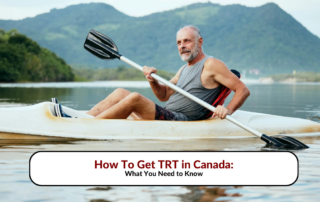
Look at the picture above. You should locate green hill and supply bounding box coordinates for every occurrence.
[1,2,319,74]
[0,29,74,82]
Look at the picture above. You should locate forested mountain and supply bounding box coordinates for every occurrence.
[1,2,319,74]
[0,30,74,82]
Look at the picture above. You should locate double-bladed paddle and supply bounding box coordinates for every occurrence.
[84,29,308,149]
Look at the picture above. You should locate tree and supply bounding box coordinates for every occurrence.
[0,29,74,82]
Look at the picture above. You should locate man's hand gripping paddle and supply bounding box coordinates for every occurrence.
[84,29,309,150]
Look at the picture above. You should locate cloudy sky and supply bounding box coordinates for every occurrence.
[0,0,319,37]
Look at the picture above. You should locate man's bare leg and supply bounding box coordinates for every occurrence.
[87,88,131,116]
[96,92,156,120]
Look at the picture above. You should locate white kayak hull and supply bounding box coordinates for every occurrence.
[0,102,320,140]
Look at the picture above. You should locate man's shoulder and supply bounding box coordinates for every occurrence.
[204,57,227,70]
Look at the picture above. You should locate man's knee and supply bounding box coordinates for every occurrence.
[112,88,131,97]
[113,88,128,94]
[127,92,142,103]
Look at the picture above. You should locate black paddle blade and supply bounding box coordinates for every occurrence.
[272,135,309,149]
[84,29,121,60]
[261,134,309,149]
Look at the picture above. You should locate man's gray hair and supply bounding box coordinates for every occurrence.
[177,25,202,39]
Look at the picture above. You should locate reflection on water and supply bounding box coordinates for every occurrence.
[1,136,320,201]
[0,138,266,151]
[0,82,320,201]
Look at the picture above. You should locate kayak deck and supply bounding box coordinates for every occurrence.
[0,102,320,140]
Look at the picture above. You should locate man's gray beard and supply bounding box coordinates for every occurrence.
[180,44,199,62]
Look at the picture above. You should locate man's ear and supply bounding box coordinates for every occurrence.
[198,37,203,47]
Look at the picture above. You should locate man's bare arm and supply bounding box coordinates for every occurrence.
[204,58,250,117]
[143,66,183,102]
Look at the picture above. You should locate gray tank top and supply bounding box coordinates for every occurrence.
[164,56,222,121]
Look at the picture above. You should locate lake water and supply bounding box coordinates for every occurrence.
[0,81,320,202]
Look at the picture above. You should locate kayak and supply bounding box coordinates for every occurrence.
[0,102,320,140]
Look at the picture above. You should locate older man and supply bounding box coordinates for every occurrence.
[86,25,250,120]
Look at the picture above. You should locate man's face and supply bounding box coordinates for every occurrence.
[176,28,200,62]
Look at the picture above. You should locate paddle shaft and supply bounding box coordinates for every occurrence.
[120,56,263,138]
